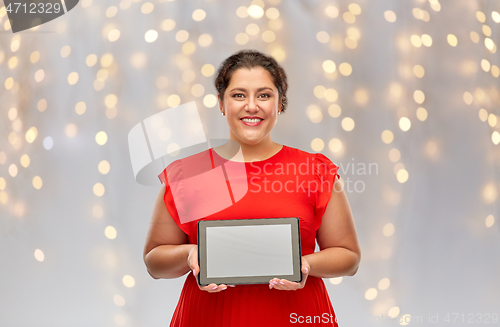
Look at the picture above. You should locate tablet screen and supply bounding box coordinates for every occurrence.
[206,224,294,278]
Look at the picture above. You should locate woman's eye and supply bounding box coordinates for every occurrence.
[232,94,244,98]
[259,94,270,98]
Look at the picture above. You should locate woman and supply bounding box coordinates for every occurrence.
[143,49,361,326]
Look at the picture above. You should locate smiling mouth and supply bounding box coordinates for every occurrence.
[241,118,264,123]
[240,118,264,126]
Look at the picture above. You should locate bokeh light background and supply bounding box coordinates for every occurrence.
[1,0,500,326]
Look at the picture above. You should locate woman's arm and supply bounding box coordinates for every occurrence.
[305,176,361,278]
[144,186,233,292]
[143,185,192,279]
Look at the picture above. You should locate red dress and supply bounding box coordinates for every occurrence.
[158,144,341,327]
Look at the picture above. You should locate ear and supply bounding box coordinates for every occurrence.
[218,93,224,111]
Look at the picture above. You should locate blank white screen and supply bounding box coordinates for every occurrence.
[206,224,293,278]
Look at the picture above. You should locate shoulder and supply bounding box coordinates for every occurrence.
[282,145,315,160]
[284,145,339,167]
[158,148,212,184]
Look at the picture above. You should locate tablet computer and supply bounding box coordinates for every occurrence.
[197,217,302,286]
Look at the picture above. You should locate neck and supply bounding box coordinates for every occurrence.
[231,137,281,162]
[215,135,281,162]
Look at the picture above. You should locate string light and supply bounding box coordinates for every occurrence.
[235,33,249,45]
[32,176,43,190]
[381,130,394,144]
[261,30,276,43]
[447,34,458,46]
[322,60,336,73]
[108,29,120,42]
[114,315,126,326]
[492,11,500,23]
[68,72,79,85]
[306,105,322,123]
[106,6,118,18]
[201,64,215,77]
[325,88,339,101]
[105,226,117,239]
[248,5,264,19]
[114,295,126,306]
[339,63,353,76]
[34,70,44,82]
[34,249,45,262]
[93,183,105,197]
[328,104,341,118]
[161,19,176,31]
[122,275,135,287]
[311,138,325,152]
[203,94,217,108]
[198,34,212,47]
[365,288,378,300]
[485,215,495,228]
[329,277,342,285]
[341,117,355,131]
[236,6,249,18]
[389,148,401,162]
[329,138,342,153]
[130,52,147,69]
[141,2,154,14]
[384,10,397,22]
[266,8,280,20]
[96,132,108,145]
[325,5,339,18]
[192,9,206,21]
[354,89,369,106]
[145,30,158,43]
[396,169,409,183]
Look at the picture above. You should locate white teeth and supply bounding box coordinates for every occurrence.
[242,118,262,123]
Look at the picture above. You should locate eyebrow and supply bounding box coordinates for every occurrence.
[229,87,275,93]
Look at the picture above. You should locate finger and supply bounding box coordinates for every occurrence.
[190,260,200,276]
[271,277,282,284]
[300,268,309,287]
[199,283,217,291]
[272,279,299,291]
[299,264,309,281]
[209,284,228,293]
[269,277,281,289]
[200,283,229,293]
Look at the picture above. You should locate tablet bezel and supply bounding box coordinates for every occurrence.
[197,217,302,286]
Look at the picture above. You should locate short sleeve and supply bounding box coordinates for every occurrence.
[158,168,167,185]
[157,164,191,235]
[313,153,340,223]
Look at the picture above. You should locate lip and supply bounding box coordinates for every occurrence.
[240,117,264,126]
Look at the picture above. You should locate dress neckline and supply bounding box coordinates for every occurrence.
[210,144,286,164]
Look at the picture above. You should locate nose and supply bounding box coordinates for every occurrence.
[246,96,259,113]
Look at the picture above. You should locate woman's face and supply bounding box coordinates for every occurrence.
[219,67,280,146]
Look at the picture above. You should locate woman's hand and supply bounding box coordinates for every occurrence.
[269,257,310,291]
[187,244,235,293]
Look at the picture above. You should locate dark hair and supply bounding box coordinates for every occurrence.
[214,49,288,113]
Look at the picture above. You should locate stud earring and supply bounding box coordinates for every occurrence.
[221,112,224,115]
